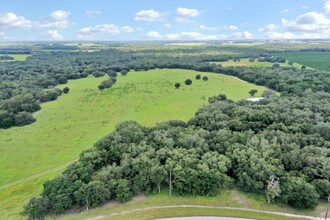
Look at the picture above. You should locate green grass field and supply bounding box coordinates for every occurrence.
[0,69,267,219]
[0,54,31,61]
[210,58,304,68]
[277,52,330,72]
[58,188,327,220]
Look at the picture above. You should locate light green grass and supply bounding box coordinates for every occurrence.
[277,52,330,72]
[0,169,63,220]
[210,58,304,68]
[0,54,31,61]
[58,189,327,220]
[0,69,267,186]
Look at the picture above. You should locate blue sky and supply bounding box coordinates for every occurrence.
[0,0,330,41]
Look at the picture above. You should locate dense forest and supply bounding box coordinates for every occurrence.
[22,92,330,219]
[1,49,330,128]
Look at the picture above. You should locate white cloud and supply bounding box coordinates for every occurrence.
[0,12,73,29]
[0,12,33,29]
[230,31,253,39]
[280,9,291,14]
[176,7,201,23]
[265,32,296,39]
[198,24,238,31]
[78,24,141,39]
[86,10,101,18]
[176,7,200,17]
[50,10,71,21]
[259,24,278,32]
[146,31,162,38]
[175,17,193,23]
[166,32,224,41]
[163,23,172,28]
[282,12,330,32]
[47,29,64,40]
[134,9,166,22]
[78,24,120,35]
[324,1,330,13]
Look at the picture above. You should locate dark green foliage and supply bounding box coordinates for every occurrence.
[185,79,192,85]
[98,85,105,90]
[121,70,128,76]
[282,177,319,209]
[92,71,105,78]
[175,83,181,89]
[202,76,208,81]
[14,111,36,126]
[74,181,110,210]
[249,89,258,96]
[115,179,133,203]
[108,70,117,78]
[21,197,49,220]
[312,179,330,199]
[99,78,116,89]
[195,74,201,80]
[63,87,70,94]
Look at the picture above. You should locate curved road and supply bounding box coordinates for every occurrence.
[86,205,322,220]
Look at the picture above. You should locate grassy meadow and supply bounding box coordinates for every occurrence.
[0,54,31,61]
[210,58,305,68]
[277,52,330,72]
[0,69,267,219]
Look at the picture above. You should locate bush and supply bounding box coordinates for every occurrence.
[282,177,319,209]
[312,179,330,199]
[185,79,192,85]
[121,70,128,76]
[98,85,105,90]
[202,76,208,81]
[196,74,201,80]
[63,87,70,94]
[14,112,36,126]
[175,83,181,89]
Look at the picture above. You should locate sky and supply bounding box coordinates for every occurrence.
[0,0,330,41]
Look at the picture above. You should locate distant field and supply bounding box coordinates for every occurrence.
[210,58,304,68]
[0,69,267,219]
[58,189,327,220]
[0,54,31,61]
[277,52,330,71]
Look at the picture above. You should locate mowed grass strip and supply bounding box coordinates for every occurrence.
[58,189,326,220]
[277,52,330,72]
[0,69,267,186]
[210,58,304,68]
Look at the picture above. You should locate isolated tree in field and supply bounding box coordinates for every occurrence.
[249,58,255,62]
[266,175,281,203]
[301,65,306,70]
[288,61,293,65]
[249,89,258,96]
[175,83,181,89]
[63,87,70,94]
[98,85,105,90]
[196,74,201,80]
[202,76,208,81]
[121,70,128,76]
[185,79,192,85]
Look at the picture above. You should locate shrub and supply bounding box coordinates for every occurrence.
[185,79,192,85]
[202,76,208,81]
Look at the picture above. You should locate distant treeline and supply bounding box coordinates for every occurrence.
[1,49,330,128]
